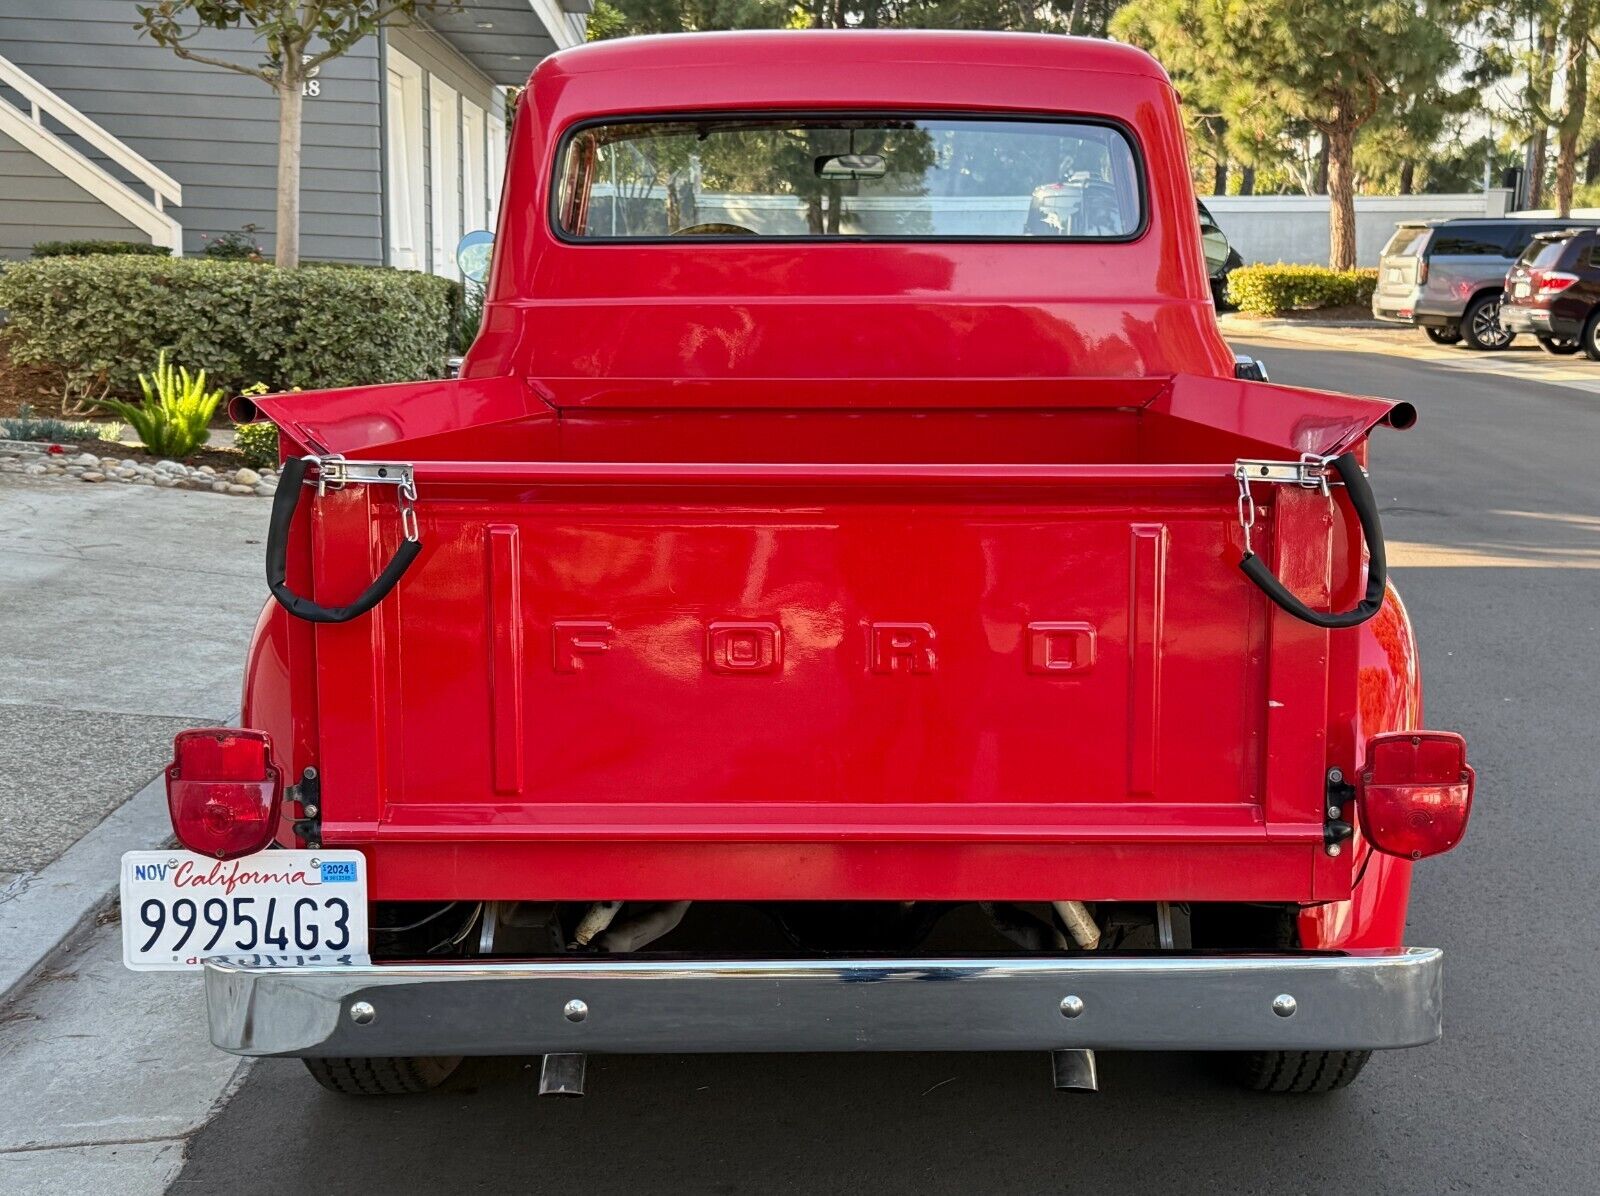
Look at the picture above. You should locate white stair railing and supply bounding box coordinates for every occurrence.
[0,53,183,252]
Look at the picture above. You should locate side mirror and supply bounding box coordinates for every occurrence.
[1201,223,1230,276]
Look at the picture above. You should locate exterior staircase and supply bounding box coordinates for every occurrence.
[0,52,182,252]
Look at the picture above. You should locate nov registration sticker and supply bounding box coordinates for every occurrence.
[120,849,369,971]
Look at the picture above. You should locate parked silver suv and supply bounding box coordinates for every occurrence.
[1372,217,1600,350]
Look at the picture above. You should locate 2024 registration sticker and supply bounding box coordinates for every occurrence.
[120,849,369,971]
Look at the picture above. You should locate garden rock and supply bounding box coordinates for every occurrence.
[0,444,274,498]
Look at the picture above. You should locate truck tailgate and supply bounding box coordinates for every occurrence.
[251,374,1409,903]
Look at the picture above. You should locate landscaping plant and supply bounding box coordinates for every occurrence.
[94,351,224,459]
[0,257,456,399]
[1225,264,1379,317]
[234,420,280,469]
[0,404,103,444]
[203,225,265,261]
[31,240,172,258]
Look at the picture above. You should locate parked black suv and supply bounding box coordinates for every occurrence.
[1500,228,1600,359]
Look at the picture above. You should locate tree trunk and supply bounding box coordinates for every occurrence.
[1398,159,1415,196]
[1239,164,1256,196]
[1325,125,1357,271]
[1314,134,1330,195]
[275,80,303,268]
[1068,0,1088,35]
[1551,13,1590,218]
[1528,21,1558,210]
[1528,126,1548,209]
[1212,159,1228,196]
[1586,138,1600,186]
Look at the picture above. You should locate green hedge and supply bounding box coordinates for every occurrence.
[0,257,458,398]
[1225,264,1380,317]
[32,239,173,258]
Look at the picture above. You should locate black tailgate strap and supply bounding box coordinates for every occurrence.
[1236,452,1387,630]
[267,456,421,624]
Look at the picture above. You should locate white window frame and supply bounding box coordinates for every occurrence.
[428,75,461,277]
[462,97,487,234]
[487,94,508,233]
[385,49,425,270]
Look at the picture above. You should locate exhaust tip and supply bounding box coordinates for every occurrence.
[1051,1048,1099,1093]
[1385,401,1418,430]
[228,395,263,425]
[539,1052,586,1097]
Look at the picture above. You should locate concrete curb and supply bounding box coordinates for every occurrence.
[1218,314,1388,332]
[0,770,172,1005]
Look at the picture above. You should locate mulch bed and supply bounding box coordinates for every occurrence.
[1228,305,1379,324]
[0,346,69,419]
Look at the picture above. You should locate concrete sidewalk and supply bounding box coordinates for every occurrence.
[0,474,262,870]
[0,473,265,1190]
[0,473,264,996]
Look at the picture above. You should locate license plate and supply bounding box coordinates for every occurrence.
[120,849,368,971]
[1514,281,1530,298]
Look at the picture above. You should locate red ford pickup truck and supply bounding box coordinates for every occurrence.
[122,31,1474,1098]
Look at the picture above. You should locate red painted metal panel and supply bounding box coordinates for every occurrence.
[355,840,1324,904]
[486,526,526,795]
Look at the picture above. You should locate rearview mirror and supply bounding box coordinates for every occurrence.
[816,154,887,180]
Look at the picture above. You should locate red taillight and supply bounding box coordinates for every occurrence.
[166,729,282,859]
[1531,269,1579,297]
[1359,731,1474,860]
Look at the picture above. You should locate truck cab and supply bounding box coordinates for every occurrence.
[128,31,1473,1098]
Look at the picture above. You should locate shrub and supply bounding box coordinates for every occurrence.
[0,257,457,398]
[0,403,101,443]
[452,280,485,354]
[202,225,265,261]
[93,350,223,458]
[32,239,172,258]
[1225,264,1380,317]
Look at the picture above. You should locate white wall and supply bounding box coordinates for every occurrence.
[1203,190,1513,267]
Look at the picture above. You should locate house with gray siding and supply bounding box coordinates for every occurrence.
[0,1,589,271]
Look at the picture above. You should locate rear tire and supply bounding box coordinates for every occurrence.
[1583,312,1600,362]
[1204,908,1374,1094]
[1423,325,1461,345]
[1461,293,1513,350]
[1536,334,1581,355]
[1227,1049,1372,1093]
[303,1055,462,1096]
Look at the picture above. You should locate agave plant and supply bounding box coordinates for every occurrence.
[93,350,223,459]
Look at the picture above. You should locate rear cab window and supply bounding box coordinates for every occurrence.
[554,115,1144,240]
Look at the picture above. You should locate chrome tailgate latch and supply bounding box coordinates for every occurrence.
[1233,454,1345,554]
[310,455,419,543]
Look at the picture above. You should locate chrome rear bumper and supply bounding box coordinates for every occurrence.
[205,948,1442,1058]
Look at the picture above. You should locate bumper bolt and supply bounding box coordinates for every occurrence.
[1059,995,1085,1018]
[563,998,588,1023]
[1271,994,1297,1018]
[349,1000,376,1025]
